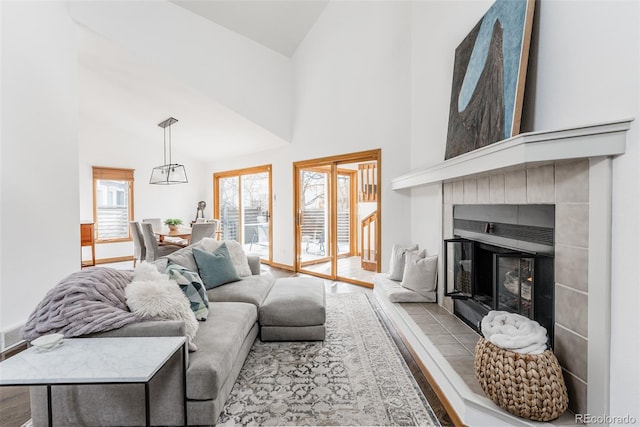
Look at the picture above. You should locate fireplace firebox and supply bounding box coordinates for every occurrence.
[444,205,555,347]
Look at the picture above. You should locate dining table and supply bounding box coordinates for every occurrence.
[155,227,192,244]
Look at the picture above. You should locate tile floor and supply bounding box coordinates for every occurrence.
[301,256,378,284]
[396,301,578,425]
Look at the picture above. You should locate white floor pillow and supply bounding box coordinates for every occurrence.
[401,250,438,297]
[126,262,199,351]
[200,238,252,277]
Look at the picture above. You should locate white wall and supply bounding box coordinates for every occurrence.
[0,1,79,346]
[78,114,209,260]
[409,0,640,419]
[206,1,414,270]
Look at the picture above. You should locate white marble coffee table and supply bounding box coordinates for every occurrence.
[0,336,187,427]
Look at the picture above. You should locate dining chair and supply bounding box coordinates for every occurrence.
[140,222,181,262]
[129,221,146,267]
[189,222,218,245]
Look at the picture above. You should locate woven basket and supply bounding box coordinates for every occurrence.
[474,338,568,421]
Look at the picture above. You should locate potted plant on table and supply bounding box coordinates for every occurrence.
[164,218,183,232]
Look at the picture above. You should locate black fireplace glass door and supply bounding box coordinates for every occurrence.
[495,254,534,319]
[444,238,474,298]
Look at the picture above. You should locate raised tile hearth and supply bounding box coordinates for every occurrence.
[391,301,579,426]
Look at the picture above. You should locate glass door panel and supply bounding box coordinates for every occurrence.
[219,176,239,241]
[444,238,474,298]
[241,172,270,260]
[297,167,333,277]
[336,168,366,282]
[214,166,272,263]
[336,174,351,256]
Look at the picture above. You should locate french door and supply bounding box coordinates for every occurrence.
[294,150,380,287]
[213,165,272,263]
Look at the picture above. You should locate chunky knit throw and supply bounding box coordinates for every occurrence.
[23,267,141,342]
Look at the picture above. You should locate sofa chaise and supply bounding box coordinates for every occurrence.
[28,239,326,426]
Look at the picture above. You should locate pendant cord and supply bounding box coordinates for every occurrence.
[168,125,172,166]
[163,127,167,166]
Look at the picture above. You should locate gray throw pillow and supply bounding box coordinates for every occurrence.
[166,242,203,272]
[193,244,241,290]
[388,243,419,281]
[401,250,438,296]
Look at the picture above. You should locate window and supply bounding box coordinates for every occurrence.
[93,167,134,242]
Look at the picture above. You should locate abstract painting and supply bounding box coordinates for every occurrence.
[444,0,535,159]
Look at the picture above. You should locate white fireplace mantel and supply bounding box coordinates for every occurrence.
[392,119,633,190]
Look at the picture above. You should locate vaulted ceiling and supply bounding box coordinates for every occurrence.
[76,1,328,162]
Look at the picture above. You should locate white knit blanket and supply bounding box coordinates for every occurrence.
[23,268,141,342]
[480,310,548,354]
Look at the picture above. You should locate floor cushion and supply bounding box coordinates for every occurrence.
[259,277,326,341]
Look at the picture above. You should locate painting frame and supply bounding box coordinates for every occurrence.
[444,0,535,160]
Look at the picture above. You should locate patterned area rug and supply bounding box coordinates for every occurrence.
[217,293,440,426]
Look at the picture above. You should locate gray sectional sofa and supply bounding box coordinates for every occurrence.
[30,242,324,426]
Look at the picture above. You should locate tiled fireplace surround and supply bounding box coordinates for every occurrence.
[442,159,591,414]
[389,119,631,423]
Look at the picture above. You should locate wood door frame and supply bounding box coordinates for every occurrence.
[213,164,273,264]
[293,149,381,286]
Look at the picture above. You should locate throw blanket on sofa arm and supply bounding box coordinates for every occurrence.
[23,267,142,342]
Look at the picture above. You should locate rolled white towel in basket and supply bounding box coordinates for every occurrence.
[481,311,548,355]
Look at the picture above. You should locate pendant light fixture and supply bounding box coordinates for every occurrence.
[149,117,188,185]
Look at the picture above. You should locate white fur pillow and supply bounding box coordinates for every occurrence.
[126,262,199,351]
[200,238,252,277]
